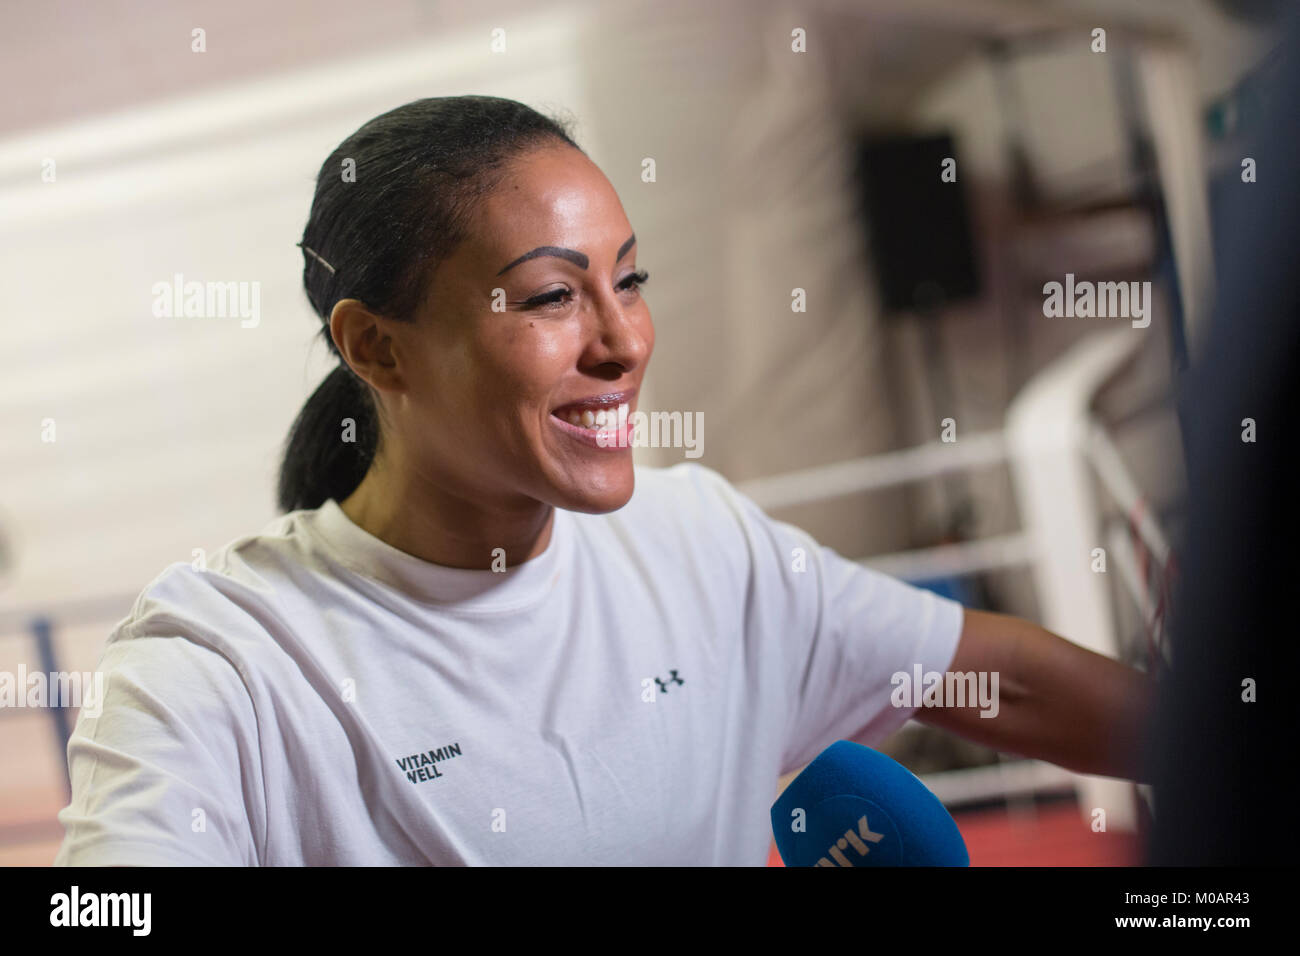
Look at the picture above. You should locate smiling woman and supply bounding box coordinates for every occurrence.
[278,95,653,567]
[51,95,1150,869]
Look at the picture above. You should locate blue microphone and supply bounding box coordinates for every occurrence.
[771,740,969,866]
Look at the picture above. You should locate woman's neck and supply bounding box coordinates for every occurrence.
[338,460,555,571]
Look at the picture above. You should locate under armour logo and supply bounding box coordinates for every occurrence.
[654,670,684,694]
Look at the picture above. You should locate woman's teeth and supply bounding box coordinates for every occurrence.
[562,403,629,430]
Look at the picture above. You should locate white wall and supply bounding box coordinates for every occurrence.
[1,10,604,616]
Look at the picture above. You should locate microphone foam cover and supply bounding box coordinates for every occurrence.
[771,740,969,866]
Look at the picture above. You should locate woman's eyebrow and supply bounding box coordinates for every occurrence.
[496,234,636,276]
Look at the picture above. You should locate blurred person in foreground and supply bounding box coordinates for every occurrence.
[1148,6,1299,865]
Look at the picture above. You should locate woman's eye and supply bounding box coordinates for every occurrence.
[522,270,648,309]
[618,269,650,294]
[523,288,573,309]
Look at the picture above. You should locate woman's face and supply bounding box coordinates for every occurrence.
[388,144,654,516]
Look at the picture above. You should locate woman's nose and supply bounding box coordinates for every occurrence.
[586,294,650,371]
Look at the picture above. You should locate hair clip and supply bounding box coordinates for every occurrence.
[297,242,337,275]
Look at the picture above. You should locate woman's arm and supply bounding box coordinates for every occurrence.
[914,608,1158,782]
[55,633,262,866]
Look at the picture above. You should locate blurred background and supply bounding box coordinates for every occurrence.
[0,0,1286,865]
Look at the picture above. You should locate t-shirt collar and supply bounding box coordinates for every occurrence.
[306,498,569,613]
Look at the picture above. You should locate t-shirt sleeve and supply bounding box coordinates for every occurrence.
[685,464,966,777]
[53,628,265,866]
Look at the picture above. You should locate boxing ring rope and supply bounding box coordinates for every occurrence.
[1089,423,1173,569]
[734,431,1010,512]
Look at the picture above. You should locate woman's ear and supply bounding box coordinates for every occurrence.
[329,298,401,392]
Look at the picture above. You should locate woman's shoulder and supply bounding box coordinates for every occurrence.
[108,507,327,661]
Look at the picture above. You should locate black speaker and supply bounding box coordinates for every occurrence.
[854,133,981,315]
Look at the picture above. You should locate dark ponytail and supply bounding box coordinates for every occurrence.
[277,95,583,513]
[277,365,379,514]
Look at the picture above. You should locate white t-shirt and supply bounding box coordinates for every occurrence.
[53,462,963,866]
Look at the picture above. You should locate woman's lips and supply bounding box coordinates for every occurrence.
[550,390,637,418]
[549,407,634,450]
